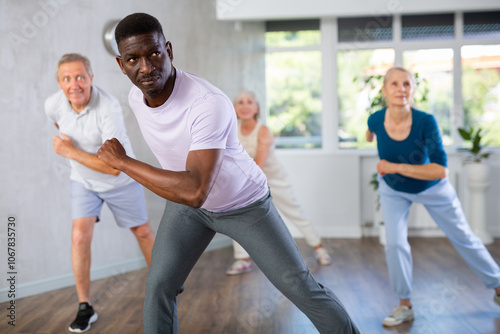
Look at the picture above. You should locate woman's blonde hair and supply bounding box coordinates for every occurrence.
[383,66,416,87]
[382,66,416,106]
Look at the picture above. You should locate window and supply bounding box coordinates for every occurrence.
[263,12,500,150]
[401,14,454,41]
[403,49,454,145]
[463,11,500,39]
[338,16,392,43]
[265,20,322,148]
[333,11,500,149]
[461,45,500,146]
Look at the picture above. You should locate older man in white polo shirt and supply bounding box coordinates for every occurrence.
[45,53,155,333]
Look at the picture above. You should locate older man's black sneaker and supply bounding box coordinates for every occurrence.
[68,302,98,333]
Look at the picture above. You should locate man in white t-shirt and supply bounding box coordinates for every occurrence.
[96,13,359,334]
[45,53,155,333]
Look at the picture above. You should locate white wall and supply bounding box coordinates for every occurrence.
[0,0,265,302]
[277,152,362,237]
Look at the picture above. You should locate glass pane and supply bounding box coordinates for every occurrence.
[402,14,454,41]
[338,16,392,43]
[462,45,500,146]
[403,49,454,145]
[464,11,500,40]
[266,51,322,148]
[337,49,395,148]
[266,30,321,48]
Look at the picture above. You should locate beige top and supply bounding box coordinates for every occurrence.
[237,122,285,181]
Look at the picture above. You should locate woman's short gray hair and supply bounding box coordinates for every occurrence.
[233,90,261,120]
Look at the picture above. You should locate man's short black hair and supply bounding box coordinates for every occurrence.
[115,13,165,49]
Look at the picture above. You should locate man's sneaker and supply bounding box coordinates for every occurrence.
[68,302,98,333]
[226,259,253,276]
[382,305,414,327]
[494,294,500,306]
[314,247,332,266]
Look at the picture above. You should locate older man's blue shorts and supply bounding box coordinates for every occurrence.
[70,180,148,228]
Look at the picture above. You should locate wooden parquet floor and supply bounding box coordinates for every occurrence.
[2,237,500,333]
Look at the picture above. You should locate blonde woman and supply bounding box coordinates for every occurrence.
[367,67,500,327]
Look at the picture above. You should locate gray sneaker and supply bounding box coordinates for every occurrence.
[382,305,414,327]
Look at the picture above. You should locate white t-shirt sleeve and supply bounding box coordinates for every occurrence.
[188,93,233,151]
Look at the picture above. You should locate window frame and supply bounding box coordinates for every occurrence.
[265,12,500,153]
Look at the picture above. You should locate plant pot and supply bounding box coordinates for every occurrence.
[465,162,489,183]
[465,161,492,245]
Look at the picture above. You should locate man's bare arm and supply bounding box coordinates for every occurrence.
[97,138,223,208]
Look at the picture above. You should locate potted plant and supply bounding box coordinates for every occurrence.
[369,172,385,246]
[457,126,490,183]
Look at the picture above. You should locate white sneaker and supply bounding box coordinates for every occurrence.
[382,305,414,326]
[314,247,332,266]
[226,260,253,276]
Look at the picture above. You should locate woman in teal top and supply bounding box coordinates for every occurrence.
[366,67,500,327]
